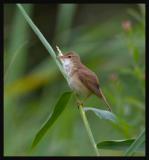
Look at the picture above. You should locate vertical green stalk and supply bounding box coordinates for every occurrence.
[16,4,100,156]
[16,4,67,80]
[55,4,76,46]
[5,4,33,84]
[79,104,100,156]
[124,128,145,156]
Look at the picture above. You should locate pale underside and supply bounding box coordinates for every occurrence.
[69,73,91,98]
[61,58,91,99]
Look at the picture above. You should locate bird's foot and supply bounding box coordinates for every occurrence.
[108,107,112,112]
[76,101,84,109]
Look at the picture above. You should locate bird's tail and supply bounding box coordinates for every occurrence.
[98,88,112,112]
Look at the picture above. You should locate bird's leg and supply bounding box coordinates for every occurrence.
[76,94,91,109]
[74,92,91,109]
[82,94,91,103]
[74,93,84,109]
[76,100,84,107]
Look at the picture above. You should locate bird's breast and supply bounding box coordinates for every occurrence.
[62,60,73,77]
[68,73,91,97]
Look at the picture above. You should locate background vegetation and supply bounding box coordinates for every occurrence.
[4,4,145,156]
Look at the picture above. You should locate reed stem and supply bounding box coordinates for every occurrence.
[78,104,100,156]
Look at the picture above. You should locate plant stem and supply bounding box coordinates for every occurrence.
[16,5,100,155]
[16,4,67,80]
[78,104,100,156]
[124,128,145,156]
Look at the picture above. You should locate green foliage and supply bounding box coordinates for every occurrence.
[32,92,72,148]
[55,4,77,46]
[97,138,144,152]
[16,4,66,79]
[4,4,145,156]
[124,129,145,156]
[84,107,117,123]
[79,105,100,156]
[4,4,33,84]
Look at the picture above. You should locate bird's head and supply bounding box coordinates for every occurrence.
[58,51,81,67]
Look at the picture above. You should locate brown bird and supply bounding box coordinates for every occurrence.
[58,51,112,112]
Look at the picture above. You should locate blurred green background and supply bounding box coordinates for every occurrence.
[4,4,145,156]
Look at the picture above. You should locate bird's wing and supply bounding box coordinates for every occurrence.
[78,67,112,111]
[78,67,101,97]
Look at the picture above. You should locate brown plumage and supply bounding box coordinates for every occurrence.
[58,52,112,112]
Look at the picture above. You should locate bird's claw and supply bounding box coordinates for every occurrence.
[76,101,84,109]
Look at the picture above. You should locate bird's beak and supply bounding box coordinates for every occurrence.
[57,55,65,59]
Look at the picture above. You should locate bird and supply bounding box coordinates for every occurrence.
[58,51,112,112]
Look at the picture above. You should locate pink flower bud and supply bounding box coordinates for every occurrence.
[122,20,132,32]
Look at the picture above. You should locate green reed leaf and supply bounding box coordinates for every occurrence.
[32,92,72,148]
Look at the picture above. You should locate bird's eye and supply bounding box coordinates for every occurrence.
[68,55,71,58]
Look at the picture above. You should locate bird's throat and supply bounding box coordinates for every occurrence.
[61,59,74,78]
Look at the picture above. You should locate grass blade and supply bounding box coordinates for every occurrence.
[84,107,117,123]
[124,129,145,156]
[97,139,144,151]
[79,105,100,156]
[55,4,77,45]
[32,92,72,148]
[16,4,67,79]
[5,4,33,84]
[4,41,28,83]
